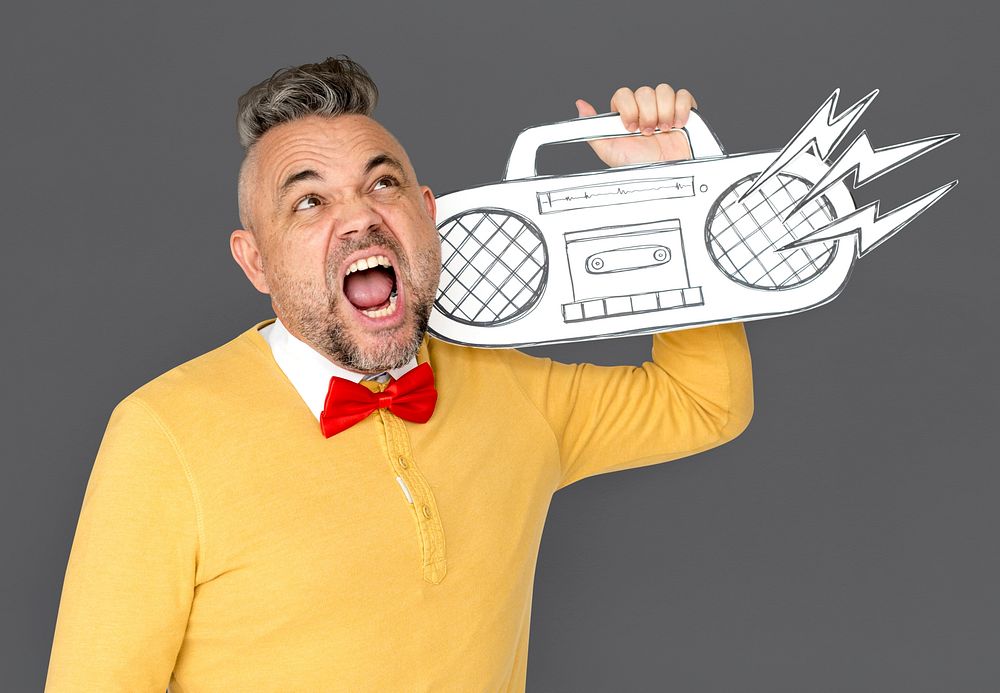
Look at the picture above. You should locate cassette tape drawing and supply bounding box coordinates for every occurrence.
[429,89,959,348]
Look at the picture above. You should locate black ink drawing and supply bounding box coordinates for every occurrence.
[429,89,958,348]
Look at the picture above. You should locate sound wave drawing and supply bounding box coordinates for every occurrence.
[538,176,694,214]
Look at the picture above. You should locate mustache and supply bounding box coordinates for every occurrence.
[327,229,409,281]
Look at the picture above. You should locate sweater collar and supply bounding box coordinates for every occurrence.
[254,317,421,422]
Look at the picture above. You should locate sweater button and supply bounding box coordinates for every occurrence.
[422,504,432,518]
[398,456,409,469]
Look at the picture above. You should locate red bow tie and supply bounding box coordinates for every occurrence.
[320,362,437,438]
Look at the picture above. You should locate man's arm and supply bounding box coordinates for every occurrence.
[500,322,753,491]
[501,83,753,490]
[45,397,199,691]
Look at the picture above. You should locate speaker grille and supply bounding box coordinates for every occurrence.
[706,172,838,290]
[436,208,547,326]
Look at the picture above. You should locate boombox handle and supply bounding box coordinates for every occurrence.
[502,108,726,181]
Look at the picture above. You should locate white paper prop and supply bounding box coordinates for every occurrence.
[427,89,958,348]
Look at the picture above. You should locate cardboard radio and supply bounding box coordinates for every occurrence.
[428,89,958,348]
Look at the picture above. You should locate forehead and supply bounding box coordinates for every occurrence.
[254,114,409,188]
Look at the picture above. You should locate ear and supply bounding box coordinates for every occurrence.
[230,229,271,294]
[419,185,437,223]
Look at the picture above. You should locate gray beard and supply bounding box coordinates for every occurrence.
[318,300,431,373]
[271,228,440,374]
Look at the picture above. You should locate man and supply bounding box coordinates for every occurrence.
[45,56,753,691]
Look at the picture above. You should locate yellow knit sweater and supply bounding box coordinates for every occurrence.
[45,319,753,692]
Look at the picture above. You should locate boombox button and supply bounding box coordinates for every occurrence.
[586,245,671,274]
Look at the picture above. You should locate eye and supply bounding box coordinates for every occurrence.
[373,175,400,191]
[293,194,322,212]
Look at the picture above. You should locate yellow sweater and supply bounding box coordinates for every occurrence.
[45,318,753,692]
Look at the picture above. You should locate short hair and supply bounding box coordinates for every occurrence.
[236,55,379,150]
[235,55,379,232]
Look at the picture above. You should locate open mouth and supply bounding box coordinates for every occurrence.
[342,253,400,319]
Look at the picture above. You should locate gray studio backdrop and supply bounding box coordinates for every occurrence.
[3,0,996,690]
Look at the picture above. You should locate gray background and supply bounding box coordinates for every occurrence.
[3,0,996,690]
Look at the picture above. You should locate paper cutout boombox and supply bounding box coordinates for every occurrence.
[428,90,957,348]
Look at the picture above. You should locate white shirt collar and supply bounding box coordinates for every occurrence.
[258,317,418,421]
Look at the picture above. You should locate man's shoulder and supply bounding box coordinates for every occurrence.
[425,335,505,371]
[425,335,556,383]
[123,318,278,417]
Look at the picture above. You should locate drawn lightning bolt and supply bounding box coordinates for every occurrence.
[776,180,958,257]
[782,129,960,220]
[737,87,879,203]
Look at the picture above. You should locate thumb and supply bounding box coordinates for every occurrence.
[575,98,597,117]
[575,98,610,161]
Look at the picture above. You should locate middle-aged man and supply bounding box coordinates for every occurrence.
[46,56,753,691]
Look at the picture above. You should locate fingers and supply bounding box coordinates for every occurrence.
[654,83,675,131]
[575,98,597,118]
[674,88,697,128]
[634,86,658,135]
[610,86,638,132]
[608,83,698,134]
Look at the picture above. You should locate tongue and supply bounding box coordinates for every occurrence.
[344,267,394,310]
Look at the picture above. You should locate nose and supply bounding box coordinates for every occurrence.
[334,196,383,240]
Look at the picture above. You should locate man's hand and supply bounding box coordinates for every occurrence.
[576,84,697,168]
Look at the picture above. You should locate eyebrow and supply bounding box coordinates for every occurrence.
[364,153,407,179]
[276,153,408,204]
[278,169,324,201]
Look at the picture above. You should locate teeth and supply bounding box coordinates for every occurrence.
[360,293,398,319]
[346,254,393,276]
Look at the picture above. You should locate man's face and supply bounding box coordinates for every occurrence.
[242,114,441,373]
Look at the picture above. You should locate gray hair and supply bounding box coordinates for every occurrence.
[235,55,379,232]
[236,55,379,150]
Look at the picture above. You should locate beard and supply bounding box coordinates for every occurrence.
[270,228,440,373]
[321,298,431,373]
